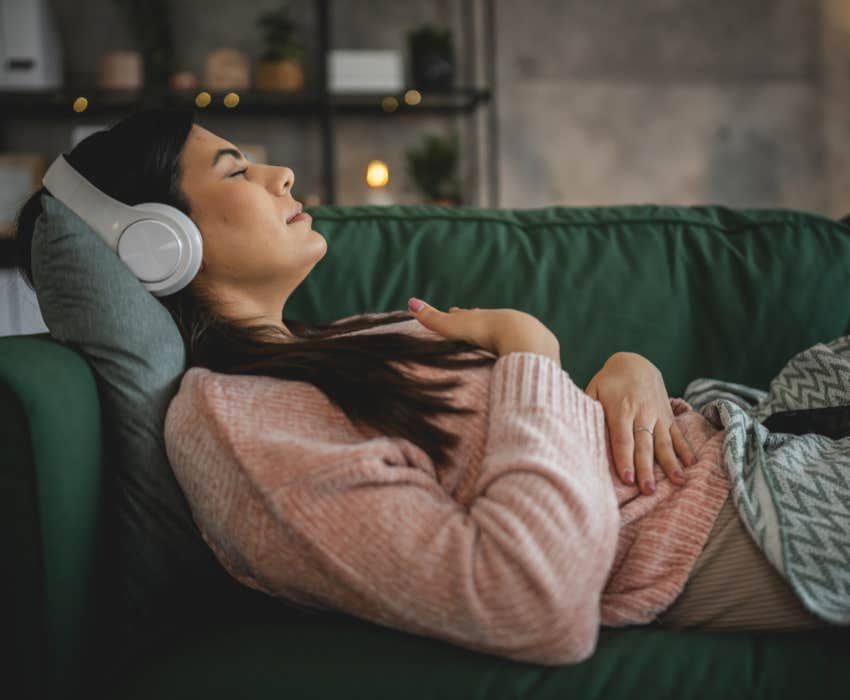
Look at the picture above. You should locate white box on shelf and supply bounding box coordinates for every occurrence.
[0,0,63,90]
[327,50,403,93]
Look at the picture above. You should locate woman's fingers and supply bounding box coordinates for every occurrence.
[670,421,698,468]
[608,407,637,486]
[632,419,657,495]
[653,421,687,486]
[634,418,689,495]
[609,401,658,494]
[601,386,694,496]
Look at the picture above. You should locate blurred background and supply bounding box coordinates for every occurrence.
[2,0,849,335]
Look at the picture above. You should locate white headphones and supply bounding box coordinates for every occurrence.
[42,153,203,297]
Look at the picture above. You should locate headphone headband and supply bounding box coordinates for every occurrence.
[41,153,203,297]
[43,154,137,251]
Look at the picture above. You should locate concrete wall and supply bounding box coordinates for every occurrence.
[3,0,848,335]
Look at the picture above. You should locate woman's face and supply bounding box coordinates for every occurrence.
[179,124,326,330]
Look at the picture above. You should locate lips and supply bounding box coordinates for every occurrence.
[285,202,303,224]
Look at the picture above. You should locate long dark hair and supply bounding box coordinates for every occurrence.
[13,108,497,470]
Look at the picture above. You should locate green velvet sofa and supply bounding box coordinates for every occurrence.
[3,202,849,699]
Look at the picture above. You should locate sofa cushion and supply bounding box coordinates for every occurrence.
[110,614,850,699]
[29,192,243,644]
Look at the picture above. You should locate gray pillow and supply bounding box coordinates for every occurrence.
[30,192,247,642]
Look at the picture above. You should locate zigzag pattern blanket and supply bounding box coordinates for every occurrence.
[683,336,850,625]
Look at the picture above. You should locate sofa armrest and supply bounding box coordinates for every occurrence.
[0,333,103,699]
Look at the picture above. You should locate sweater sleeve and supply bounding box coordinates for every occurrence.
[164,353,620,667]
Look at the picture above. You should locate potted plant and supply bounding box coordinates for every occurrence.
[404,132,464,206]
[406,24,455,90]
[254,1,307,92]
[110,0,175,95]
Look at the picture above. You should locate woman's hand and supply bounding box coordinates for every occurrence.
[408,298,561,367]
[584,352,697,495]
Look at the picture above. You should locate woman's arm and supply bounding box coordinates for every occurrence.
[584,352,697,495]
[165,355,619,667]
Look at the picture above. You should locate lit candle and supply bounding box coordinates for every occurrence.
[365,159,393,204]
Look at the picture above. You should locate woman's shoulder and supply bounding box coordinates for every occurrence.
[169,364,353,450]
[172,366,328,425]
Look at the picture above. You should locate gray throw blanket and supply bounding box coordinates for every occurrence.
[683,335,850,625]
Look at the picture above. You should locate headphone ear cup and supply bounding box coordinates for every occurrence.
[118,219,184,282]
[121,203,203,297]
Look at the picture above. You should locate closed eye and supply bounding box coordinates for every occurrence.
[229,169,248,178]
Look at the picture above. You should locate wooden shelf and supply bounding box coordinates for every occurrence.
[0,86,492,117]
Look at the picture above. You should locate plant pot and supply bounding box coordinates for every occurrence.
[98,51,144,90]
[169,70,198,92]
[255,59,304,92]
[411,51,454,90]
[205,48,251,91]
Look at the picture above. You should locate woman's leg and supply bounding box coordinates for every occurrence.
[654,491,835,632]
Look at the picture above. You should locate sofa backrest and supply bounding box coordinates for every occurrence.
[293,203,850,394]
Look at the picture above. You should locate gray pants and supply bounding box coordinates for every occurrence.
[654,492,836,632]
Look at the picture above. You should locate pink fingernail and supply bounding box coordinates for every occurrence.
[645,481,656,494]
[624,470,634,485]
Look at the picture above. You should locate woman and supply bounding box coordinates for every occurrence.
[13,108,833,667]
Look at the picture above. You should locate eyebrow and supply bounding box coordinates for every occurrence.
[211,147,245,168]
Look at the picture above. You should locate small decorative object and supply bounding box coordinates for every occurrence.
[204,48,250,91]
[98,50,144,90]
[254,1,307,92]
[365,159,393,205]
[169,69,198,92]
[404,133,463,206]
[111,0,176,93]
[328,50,403,93]
[0,154,47,238]
[406,24,455,90]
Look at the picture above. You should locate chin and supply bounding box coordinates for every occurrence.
[308,228,327,257]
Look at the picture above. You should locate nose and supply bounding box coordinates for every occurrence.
[275,166,294,195]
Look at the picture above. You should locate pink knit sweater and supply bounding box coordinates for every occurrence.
[164,316,730,666]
